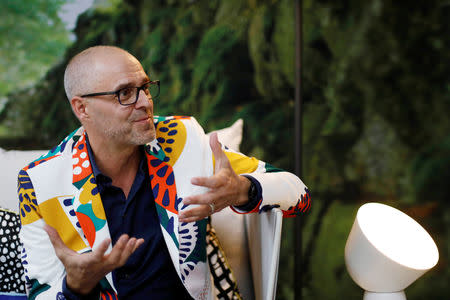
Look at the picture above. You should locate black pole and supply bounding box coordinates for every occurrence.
[294,0,303,300]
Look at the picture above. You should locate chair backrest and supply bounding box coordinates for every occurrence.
[0,148,47,212]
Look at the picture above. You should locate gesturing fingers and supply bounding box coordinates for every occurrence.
[209,133,232,172]
[45,223,145,294]
[117,237,138,266]
[116,237,136,267]
[91,237,112,261]
[106,234,132,267]
[179,134,247,223]
[105,234,145,268]
[133,238,145,252]
[46,223,144,273]
[106,234,129,263]
[191,175,223,189]
[178,204,213,223]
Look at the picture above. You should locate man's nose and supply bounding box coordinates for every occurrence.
[135,89,152,108]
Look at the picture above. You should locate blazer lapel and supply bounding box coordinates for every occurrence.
[70,130,117,294]
[144,148,181,261]
[71,131,110,250]
[145,141,209,298]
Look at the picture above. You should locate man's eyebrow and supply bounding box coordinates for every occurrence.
[114,81,134,91]
[113,76,150,90]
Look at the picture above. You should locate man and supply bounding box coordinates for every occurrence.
[18,46,311,299]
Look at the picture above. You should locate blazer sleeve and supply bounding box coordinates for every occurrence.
[18,169,112,300]
[18,168,68,299]
[190,117,311,218]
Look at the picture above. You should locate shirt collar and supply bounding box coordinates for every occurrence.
[84,134,147,185]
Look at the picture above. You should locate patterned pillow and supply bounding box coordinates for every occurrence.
[0,209,26,295]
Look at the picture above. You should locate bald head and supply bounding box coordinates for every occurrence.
[63,46,141,101]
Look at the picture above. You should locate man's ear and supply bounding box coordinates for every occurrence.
[70,96,89,121]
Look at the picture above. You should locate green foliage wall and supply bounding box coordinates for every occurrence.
[0,0,70,97]
[1,0,448,299]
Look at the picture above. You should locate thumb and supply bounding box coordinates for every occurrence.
[209,132,230,171]
[44,224,74,263]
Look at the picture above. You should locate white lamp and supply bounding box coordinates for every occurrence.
[345,202,439,300]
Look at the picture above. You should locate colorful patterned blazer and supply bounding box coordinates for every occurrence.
[18,116,311,300]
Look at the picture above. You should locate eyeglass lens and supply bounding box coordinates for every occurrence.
[118,83,159,105]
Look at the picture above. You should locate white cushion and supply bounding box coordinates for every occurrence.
[206,119,243,152]
[0,148,47,212]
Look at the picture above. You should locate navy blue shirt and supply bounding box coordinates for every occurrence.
[63,137,193,300]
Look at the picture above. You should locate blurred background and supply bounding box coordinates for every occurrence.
[0,0,448,299]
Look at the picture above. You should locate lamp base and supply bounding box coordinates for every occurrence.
[363,291,406,300]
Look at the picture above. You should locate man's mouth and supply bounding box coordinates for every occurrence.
[135,116,150,123]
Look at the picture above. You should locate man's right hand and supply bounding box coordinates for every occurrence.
[44,224,144,295]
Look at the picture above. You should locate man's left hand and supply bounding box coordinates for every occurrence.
[179,132,250,223]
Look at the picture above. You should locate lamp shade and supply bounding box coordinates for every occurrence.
[345,202,439,293]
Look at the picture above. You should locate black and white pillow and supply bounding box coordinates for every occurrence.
[0,209,26,294]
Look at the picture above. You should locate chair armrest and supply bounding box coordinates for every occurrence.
[245,208,283,300]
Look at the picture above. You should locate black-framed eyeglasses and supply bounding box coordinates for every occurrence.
[80,80,160,106]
